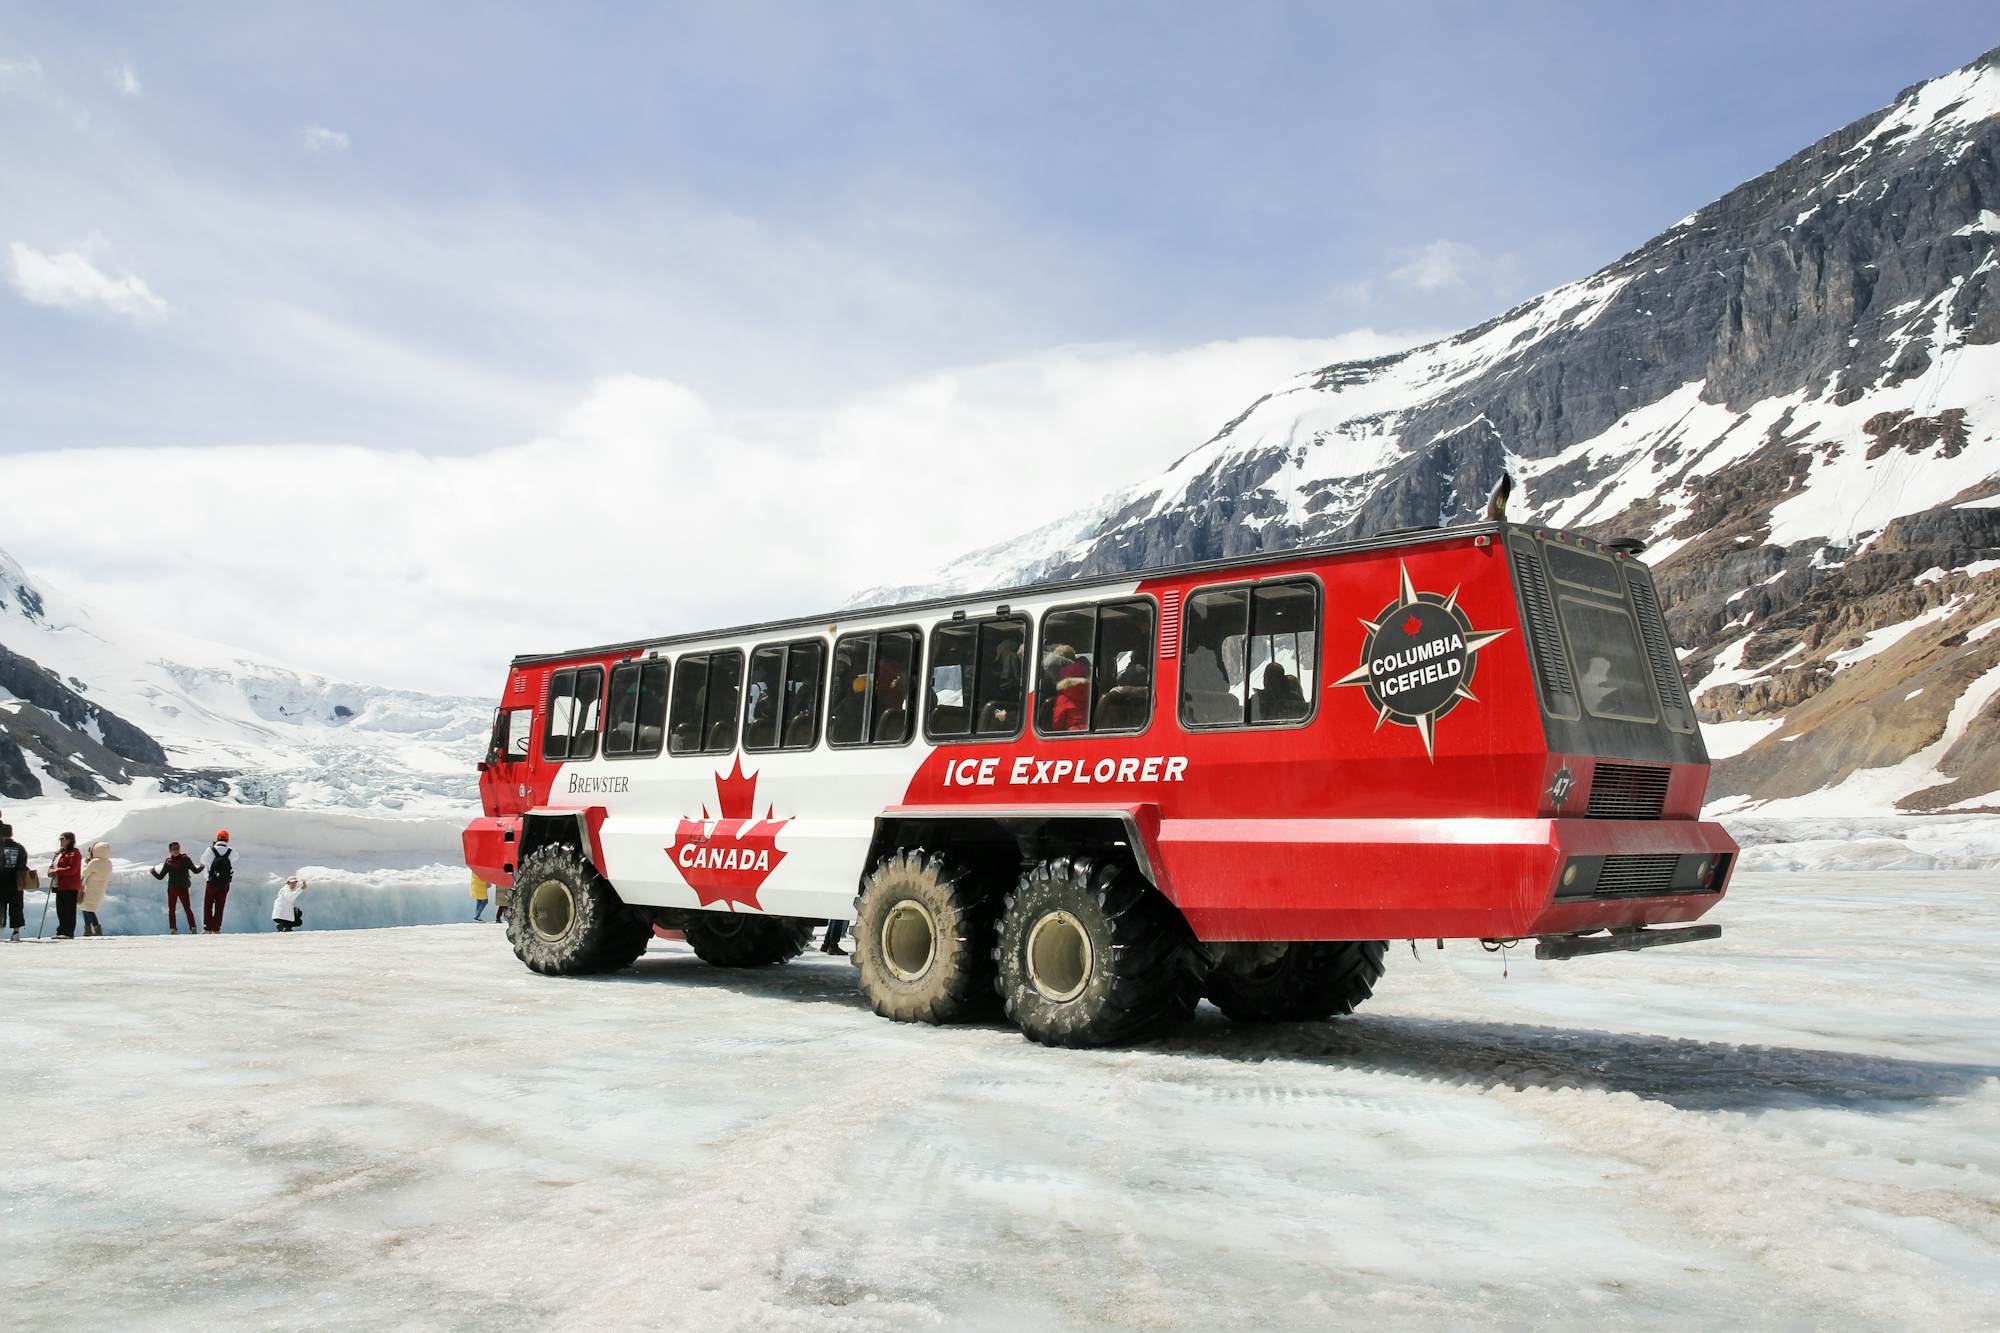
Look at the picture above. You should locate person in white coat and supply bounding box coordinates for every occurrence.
[272,875,307,932]
[80,841,113,937]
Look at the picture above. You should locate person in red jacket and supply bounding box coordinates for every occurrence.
[47,831,83,940]
[150,841,203,934]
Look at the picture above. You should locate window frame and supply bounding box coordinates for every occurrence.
[924,614,1030,745]
[667,649,746,757]
[1032,596,1158,740]
[603,656,671,760]
[1175,576,1322,733]
[542,665,606,761]
[826,626,924,750]
[742,637,828,753]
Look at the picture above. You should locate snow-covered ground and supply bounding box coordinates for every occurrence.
[3,871,1995,1330]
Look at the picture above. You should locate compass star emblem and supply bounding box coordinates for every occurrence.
[1332,561,1508,759]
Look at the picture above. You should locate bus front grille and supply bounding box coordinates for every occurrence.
[1588,762,1670,819]
[1593,853,1681,896]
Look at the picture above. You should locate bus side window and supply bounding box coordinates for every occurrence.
[1179,589,1249,727]
[1246,582,1317,724]
[830,630,920,747]
[1039,607,1096,732]
[544,668,578,760]
[635,660,670,756]
[781,641,824,749]
[604,663,642,756]
[504,708,533,759]
[568,666,605,760]
[872,631,918,744]
[744,646,785,750]
[973,618,1027,737]
[704,651,744,752]
[927,623,977,738]
[1092,600,1154,732]
[668,656,711,755]
[828,635,874,746]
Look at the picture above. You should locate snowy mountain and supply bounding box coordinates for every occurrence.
[868,46,2000,815]
[0,545,486,814]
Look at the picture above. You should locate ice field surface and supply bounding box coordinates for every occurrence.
[3,869,1997,1331]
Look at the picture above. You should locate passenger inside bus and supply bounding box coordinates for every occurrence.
[1095,661,1151,731]
[1251,662,1308,722]
[1044,644,1090,731]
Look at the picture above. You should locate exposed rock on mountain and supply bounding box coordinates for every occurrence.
[0,547,486,812]
[873,47,2000,813]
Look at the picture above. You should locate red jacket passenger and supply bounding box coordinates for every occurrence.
[48,846,83,892]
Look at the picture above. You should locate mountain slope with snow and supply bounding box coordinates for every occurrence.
[869,47,2000,813]
[0,545,485,813]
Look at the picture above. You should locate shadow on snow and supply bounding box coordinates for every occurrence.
[598,950,1999,1115]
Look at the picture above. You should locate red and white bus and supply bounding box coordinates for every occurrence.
[465,518,1735,1046]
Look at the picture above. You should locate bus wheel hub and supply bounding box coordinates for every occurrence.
[1026,910,1093,1002]
[528,878,575,942]
[881,900,938,982]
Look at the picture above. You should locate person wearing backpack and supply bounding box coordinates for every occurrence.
[201,831,235,934]
[150,841,203,934]
[1,822,29,942]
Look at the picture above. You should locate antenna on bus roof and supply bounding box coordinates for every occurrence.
[1484,472,1514,521]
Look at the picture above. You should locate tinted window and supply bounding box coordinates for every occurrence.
[605,663,643,756]
[567,667,604,760]
[634,660,670,756]
[1038,607,1096,733]
[607,660,670,758]
[668,656,710,755]
[1246,583,1316,724]
[1181,581,1316,728]
[1037,600,1153,735]
[928,617,1027,741]
[703,652,743,751]
[504,708,533,759]
[743,640,825,752]
[830,629,920,747]
[544,668,577,759]
[1560,598,1658,722]
[1545,542,1624,595]
[744,646,785,750]
[1179,589,1248,726]
[781,641,824,749]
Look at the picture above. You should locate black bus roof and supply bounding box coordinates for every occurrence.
[508,518,1567,670]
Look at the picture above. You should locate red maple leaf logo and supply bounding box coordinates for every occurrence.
[1402,614,1423,636]
[667,757,791,911]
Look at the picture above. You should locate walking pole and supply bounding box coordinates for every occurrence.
[37,887,51,940]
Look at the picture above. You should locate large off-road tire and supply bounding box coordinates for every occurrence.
[852,848,999,1024]
[995,856,1203,1048]
[1203,940,1387,1022]
[508,844,643,976]
[593,911,656,973]
[681,912,815,967]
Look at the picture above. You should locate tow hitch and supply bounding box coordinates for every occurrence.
[1534,924,1720,961]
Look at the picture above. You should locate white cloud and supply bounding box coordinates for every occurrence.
[0,330,1418,694]
[6,241,168,323]
[1389,239,1517,294]
[109,59,141,97]
[300,125,350,153]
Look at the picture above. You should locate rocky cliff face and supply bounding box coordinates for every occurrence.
[877,47,2000,813]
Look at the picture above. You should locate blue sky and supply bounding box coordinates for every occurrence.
[0,4,1993,690]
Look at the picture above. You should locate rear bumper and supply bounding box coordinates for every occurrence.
[1154,816,1737,942]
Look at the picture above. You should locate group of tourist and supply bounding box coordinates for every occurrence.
[0,819,307,939]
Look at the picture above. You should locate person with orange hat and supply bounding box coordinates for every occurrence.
[201,830,236,933]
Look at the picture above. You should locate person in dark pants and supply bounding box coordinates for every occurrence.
[46,832,83,940]
[821,919,848,956]
[150,841,203,933]
[201,830,235,933]
[1,822,28,942]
